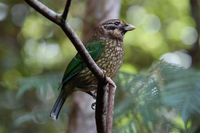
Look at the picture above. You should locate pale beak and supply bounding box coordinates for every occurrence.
[123,24,136,31]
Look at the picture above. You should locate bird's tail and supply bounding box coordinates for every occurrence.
[50,89,70,120]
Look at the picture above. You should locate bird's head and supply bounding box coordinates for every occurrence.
[97,19,135,40]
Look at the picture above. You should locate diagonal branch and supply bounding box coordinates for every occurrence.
[61,23,105,80]
[24,0,61,25]
[25,0,104,80]
[25,1,116,133]
[62,0,72,20]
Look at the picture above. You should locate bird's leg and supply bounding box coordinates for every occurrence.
[85,91,97,110]
[90,91,97,110]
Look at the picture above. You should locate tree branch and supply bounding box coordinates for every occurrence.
[95,80,108,133]
[95,78,116,133]
[61,23,105,80]
[24,0,61,25]
[106,77,116,133]
[25,1,117,133]
[25,0,104,80]
[62,0,72,20]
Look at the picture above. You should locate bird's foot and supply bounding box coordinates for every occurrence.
[86,91,96,110]
[91,102,96,110]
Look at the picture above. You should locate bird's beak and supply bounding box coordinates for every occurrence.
[123,24,136,31]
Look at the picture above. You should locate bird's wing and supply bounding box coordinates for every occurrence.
[61,40,105,86]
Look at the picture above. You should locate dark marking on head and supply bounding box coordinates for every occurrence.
[95,19,135,40]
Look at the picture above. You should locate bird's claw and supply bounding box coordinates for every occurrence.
[91,102,96,110]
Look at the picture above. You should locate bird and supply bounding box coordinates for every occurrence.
[50,19,135,120]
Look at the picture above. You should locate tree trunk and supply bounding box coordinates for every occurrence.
[188,0,200,67]
[67,0,120,133]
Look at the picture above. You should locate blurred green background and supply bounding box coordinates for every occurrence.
[0,0,200,132]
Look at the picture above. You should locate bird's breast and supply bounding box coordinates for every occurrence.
[96,39,124,77]
[74,39,124,90]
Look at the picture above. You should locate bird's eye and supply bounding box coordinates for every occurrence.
[114,21,120,26]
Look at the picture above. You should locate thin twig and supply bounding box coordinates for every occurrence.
[62,0,72,20]
[106,77,116,133]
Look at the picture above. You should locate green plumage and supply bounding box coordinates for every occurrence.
[62,40,105,85]
[50,19,135,120]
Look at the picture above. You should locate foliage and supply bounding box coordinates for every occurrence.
[0,73,68,133]
[0,0,199,132]
[2,61,200,132]
[114,61,200,133]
